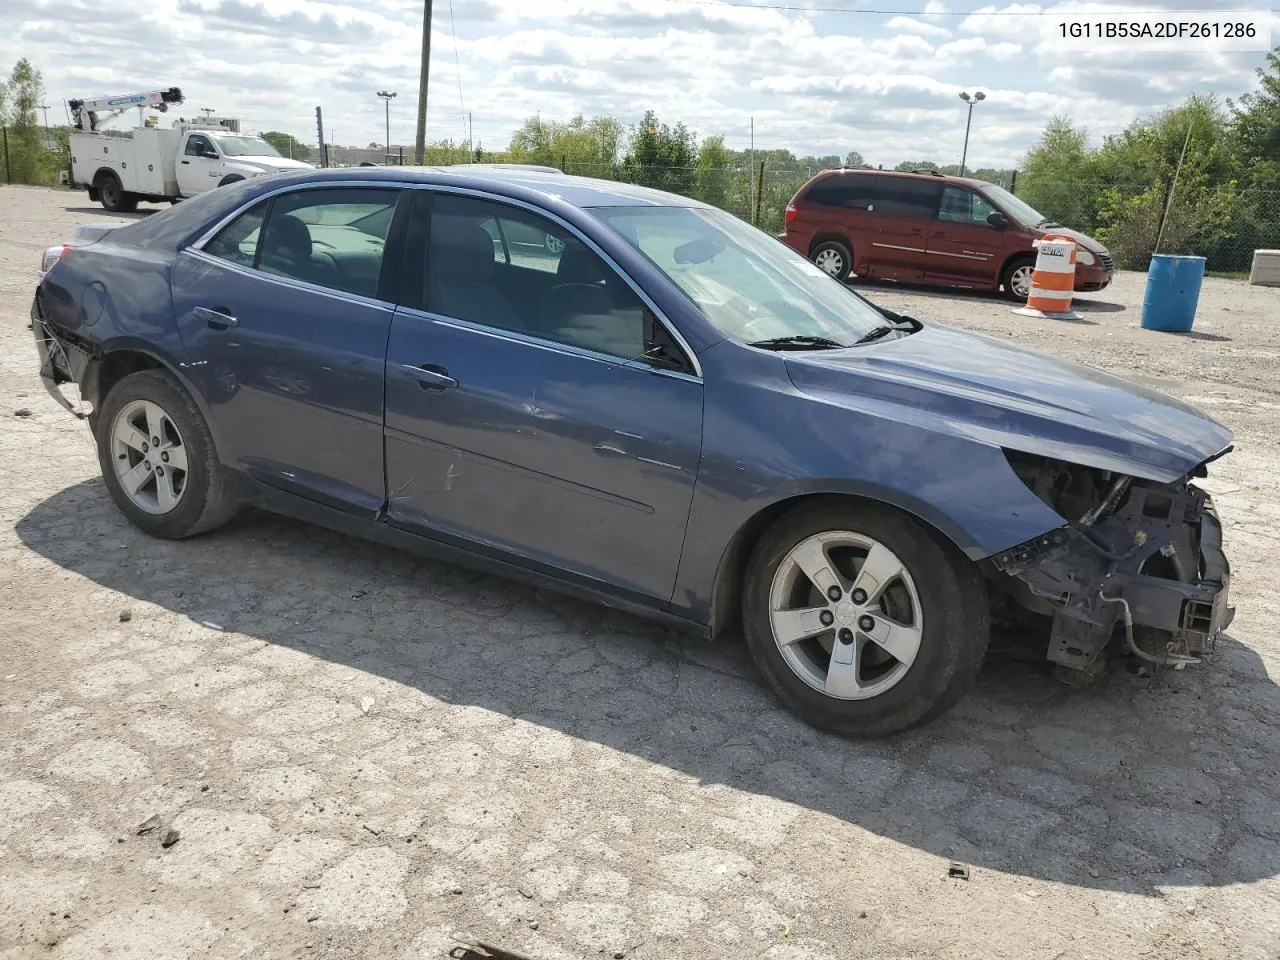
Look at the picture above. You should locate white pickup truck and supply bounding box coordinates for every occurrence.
[70,126,312,212]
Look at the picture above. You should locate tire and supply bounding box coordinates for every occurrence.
[95,370,237,539]
[742,499,989,737]
[217,174,246,188]
[1001,256,1036,302]
[810,240,852,281]
[97,173,138,213]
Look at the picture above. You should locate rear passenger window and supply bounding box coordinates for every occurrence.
[202,189,398,298]
[203,204,266,267]
[417,194,646,360]
[875,179,941,219]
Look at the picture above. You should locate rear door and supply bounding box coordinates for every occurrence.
[862,175,942,282]
[924,184,1007,287]
[172,185,404,515]
[382,190,704,604]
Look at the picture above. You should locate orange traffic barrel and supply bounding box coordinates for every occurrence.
[1013,236,1080,320]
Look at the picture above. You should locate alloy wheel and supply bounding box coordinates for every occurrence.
[109,399,190,515]
[814,248,845,277]
[768,531,924,700]
[1010,264,1035,299]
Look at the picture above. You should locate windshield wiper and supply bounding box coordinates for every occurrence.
[854,325,905,345]
[747,335,845,351]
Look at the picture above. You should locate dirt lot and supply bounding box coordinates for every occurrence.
[1,184,1279,960]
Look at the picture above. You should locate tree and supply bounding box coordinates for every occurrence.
[1230,47,1280,168]
[2,58,51,184]
[695,134,733,207]
[844,150,865,168]
[508,113,624,175]
[260,130,312,161]
[1017,116,1098,230]
[620,110,697,195]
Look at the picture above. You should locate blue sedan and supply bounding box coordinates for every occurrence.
[33,166,1234,735]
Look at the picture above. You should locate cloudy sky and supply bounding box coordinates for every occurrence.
[4,0,1278,169]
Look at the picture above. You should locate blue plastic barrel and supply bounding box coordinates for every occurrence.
[1141,254,1206,332]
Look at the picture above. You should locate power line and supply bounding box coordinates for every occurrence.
[447,0,468,149]
[650,0,1269,15]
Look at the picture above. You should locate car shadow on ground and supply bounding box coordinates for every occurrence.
[17,479,1280,897]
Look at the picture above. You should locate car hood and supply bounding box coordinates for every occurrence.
[1032,224,1107,256]
[783,325,1232,483]
[229,156,313,172]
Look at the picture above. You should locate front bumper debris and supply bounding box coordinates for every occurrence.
[993,479,1232,671]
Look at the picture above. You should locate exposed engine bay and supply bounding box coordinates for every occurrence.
[987,449,1234,679]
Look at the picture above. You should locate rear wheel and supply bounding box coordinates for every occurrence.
[810,240,852,281]
[95,370,237,539]
[96,172,138,213]
[742,500,989,737]
[1001,256,1036,301]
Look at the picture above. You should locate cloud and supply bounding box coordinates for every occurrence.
[3,0,1275,170]
[885,16,951,39]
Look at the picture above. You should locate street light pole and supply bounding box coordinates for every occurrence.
[376,90,397,163]
[958,91,985,177]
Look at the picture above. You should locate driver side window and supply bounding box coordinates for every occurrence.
[185,135,212,157]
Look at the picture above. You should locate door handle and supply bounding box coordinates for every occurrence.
[194,305,238,329]
[180,160,190,165]
[592,440,627,457]
[401,363,457,391]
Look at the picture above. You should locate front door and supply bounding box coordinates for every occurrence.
[383,191,703,603]
[924,185,1006,287]
[171,185,404,515]
[862,175,942,283]
[176,133,221,197]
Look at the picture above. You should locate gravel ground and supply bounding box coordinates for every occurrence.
[1,185,1279,960]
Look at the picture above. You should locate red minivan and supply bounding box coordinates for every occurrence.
[781,169,1113,300]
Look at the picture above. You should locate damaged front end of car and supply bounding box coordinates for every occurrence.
[987,448,1234,681]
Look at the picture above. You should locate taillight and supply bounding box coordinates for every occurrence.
[40,245,69,276]
[784,202,798,226]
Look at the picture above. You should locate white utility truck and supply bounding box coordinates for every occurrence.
[67,87,312,212]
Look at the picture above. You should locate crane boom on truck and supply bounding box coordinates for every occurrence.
[68,87,185,132]
[66,85,312,212]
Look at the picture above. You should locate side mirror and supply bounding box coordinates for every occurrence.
[640,310,690,373]
[987,211,1009,228]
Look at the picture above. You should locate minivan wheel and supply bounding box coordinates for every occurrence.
[811,241,852,281]
[96,370,237,539]
[1001,256,1036,301]
[742,500,989,737]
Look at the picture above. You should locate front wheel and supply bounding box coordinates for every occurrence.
[1001,256,1036,301]
[742,500,989,737]
[95,370,237,539]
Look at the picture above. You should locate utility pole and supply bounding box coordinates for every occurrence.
[39,104,51,140]
[377,90,397,163]
[414,0,434,164]
[750,117,755,226]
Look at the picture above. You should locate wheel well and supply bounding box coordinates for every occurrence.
[999,250,1036,282]
[218,174,246,187]
[93,168,120,188]
[808,233,852,257]
[87,349,164,412]
[708,492,965,640]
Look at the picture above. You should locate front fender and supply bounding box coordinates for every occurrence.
[671,343,1066,623]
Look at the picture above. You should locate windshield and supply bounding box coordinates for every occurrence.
[211,135,282,158]
[592,205,893,347]
[978,183,1050,228]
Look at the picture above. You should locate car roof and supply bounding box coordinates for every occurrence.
[810,168,991,190]
[272,165,709,209]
